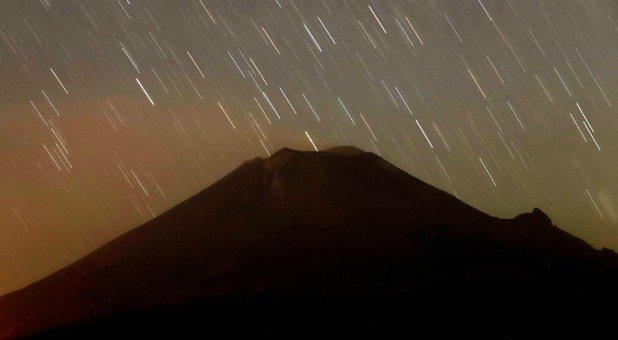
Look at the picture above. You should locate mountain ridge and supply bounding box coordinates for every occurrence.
[1,146,617,338]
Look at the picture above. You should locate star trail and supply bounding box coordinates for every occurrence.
[0,0,618,294]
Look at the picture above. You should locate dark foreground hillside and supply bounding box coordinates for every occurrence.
[2,146,618,338]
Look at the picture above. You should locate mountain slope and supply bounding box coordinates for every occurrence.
[1,146,617,338]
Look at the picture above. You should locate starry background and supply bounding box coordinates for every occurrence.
[1,0,618,294]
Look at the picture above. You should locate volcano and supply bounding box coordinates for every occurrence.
[1,146,618,338]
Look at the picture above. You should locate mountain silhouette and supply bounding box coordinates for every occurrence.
[1,147,618,338]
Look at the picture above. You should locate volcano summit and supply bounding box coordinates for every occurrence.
[1,147,617,338]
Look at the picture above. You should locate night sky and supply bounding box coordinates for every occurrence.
[1,0,618,294]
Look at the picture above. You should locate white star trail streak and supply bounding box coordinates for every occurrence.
[304,23,322,53]
[135,78,155,106]
[586,189,604,219]
[49,68,68,94]
[42,90,60,116]
[360,113,377,141]
[218,101,237,129]
[279,87,298,115]
[187,51,206,78]
[468,68,486,99]
[479,157,497,187]
[305,131,318,151]
[415,120,433,149]
[338,97,355,125]
[368,5,387,34]
[318,17,336,45]
[582,120,601,151]
[13,208,30,233]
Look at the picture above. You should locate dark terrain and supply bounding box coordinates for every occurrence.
[1,146,618,338]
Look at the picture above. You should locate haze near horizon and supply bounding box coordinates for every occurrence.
[1,0,617,294]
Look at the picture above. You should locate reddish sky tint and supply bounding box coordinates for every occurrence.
[2,0,618,294]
